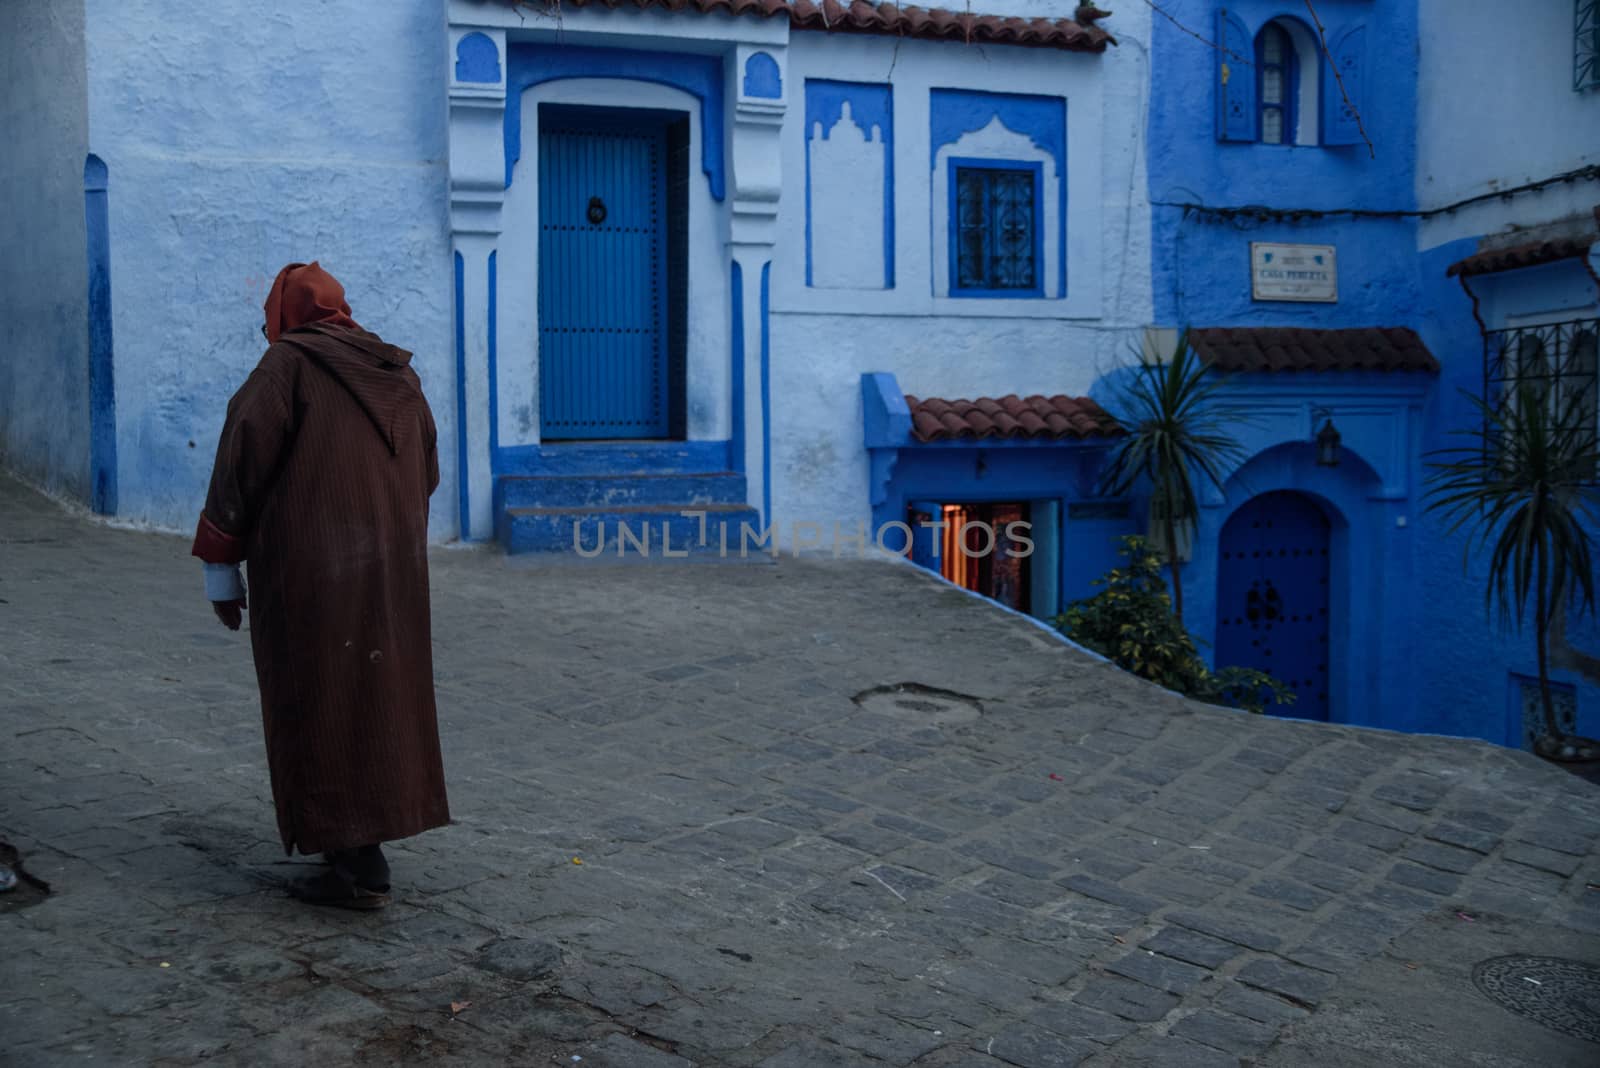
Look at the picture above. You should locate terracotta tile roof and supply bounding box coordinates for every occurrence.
[531,0,1117,52]
[904,393,1124,442]
[1446,236,1596,278]
[1189,327,1440,374]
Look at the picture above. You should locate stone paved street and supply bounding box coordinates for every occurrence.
[3,470,1600,1067]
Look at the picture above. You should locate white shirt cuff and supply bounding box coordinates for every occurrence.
[204,563,245,602]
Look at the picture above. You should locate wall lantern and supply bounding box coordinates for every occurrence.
[1313,411,1342,467]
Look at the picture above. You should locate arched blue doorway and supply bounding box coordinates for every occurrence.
[1215,491,1332,721]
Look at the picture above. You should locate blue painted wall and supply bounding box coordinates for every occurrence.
[1409,0,1600,746]
[84,154,117,514]
[1149,0,1420,329]
[1147,0,1600,748]
[1145,1,1425,733]
[1,0,92,504]
[1412,243,1600,746]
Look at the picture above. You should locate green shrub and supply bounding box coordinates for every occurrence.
[1051,535,1295,715]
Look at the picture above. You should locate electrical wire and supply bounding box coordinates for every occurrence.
[1154,164,1600,224]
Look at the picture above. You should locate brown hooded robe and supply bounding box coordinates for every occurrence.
[193,264,448,855]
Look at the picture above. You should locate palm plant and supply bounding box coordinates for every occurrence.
[1099,329,1248,621]
[1424,381,1600,752]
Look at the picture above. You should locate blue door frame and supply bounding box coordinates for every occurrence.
[1215,491,1333,721]
[538,106,671,440]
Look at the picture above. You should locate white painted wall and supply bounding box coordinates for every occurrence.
[809,102,887,291]
[1417,0,1600,249]
[60,0,1146,545]
[82,0,455,536]
[0,0,91,501]
[769,13,1153,538]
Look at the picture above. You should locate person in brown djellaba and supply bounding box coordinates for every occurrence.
[191,261,449,910]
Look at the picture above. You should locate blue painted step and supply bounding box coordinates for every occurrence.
[497,440,731,476]
[495,471,746,512]
[500,502,766,557]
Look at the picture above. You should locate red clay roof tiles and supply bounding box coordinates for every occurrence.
[1446,236,1595,278]
[1189,327,1439,374]
[904,393,1124,442]
[525,0,1117,52]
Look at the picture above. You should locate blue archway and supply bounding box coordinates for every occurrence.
[1188,440,1402,730]
[504,44,725,198]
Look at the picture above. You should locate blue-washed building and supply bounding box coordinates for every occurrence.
[3,1,1598,751]
[1140,0,1600,747]
[0,0,1149,559]
[1409,0,1600,748]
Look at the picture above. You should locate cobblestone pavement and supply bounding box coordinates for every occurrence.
[3,470,1600,1067]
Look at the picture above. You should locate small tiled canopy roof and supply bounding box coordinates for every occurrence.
[525,0,1117,51]
[1189,327,1440,374]
[905,394,1124,442]
[1446,236,1596,278]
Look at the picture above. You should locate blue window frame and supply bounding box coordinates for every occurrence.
[1256,22,1298,145]
[947,158,1044,297]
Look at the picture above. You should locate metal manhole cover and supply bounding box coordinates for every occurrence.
[852,683,982,725]
[1472,955,1600,1044]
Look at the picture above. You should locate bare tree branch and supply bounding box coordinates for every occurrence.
[1141,0,1252,67]
[1302,0,1375,159]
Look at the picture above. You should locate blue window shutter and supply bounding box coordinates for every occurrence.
[1322,24,1367,145]
[1216,9,1255,141]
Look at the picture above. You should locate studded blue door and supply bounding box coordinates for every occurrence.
[1215,492,1331,721]
[538,116,668,439]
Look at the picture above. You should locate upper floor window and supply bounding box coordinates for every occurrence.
[1579,0,1600,91]
[950,160,1043,296]
[1217,10,1366,147]
[1487,318,1600,479]
[929,89,1065,300]
[1257,23,1298,144]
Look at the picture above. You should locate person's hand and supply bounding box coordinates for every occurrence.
[212,598,247,631]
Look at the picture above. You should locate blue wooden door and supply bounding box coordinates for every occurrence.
[1215,492,1331,720]
[538,116,668,439]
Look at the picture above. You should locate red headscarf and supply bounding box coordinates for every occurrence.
[263,261,362,342]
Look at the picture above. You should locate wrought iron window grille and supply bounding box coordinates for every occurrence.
[952,163,1040,294]
[1579,0,1600,91]
[1482,317,1600,479]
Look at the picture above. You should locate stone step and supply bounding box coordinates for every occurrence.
[499,502,769,557]
[494,471,747,512]
[498,440,731,476]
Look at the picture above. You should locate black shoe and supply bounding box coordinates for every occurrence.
[324,844,391,889]
[294,844,391,910]
[290,867,391,910]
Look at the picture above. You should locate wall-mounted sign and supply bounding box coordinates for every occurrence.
[1250,242,1338,303]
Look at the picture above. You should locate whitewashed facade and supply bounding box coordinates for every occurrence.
[446,0,1150,547]
[1,0,1149,550]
